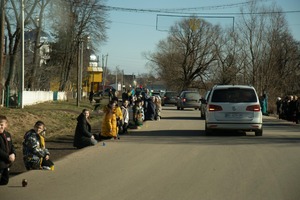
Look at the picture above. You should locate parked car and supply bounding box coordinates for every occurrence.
[200,90,211,119]
[205,85,263,136]
[162,91,178,106]
[151,91,164,98]
[176,91,201,110]
[94,87,116,98]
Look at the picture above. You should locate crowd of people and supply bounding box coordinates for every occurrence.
[276,95,300,124]
[73,88,163,148]
[0,88,163,185]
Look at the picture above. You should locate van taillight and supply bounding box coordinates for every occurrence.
[182,98,186,102]
[208,104,223,111]
[246,105,261,112]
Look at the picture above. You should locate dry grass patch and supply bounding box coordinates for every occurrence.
[0,99,107,149]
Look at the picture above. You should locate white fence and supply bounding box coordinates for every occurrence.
[23,91,67,106]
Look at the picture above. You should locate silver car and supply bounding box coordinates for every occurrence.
[176,91,201,110]
[205,85,263,136]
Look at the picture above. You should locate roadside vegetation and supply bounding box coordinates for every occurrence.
[0,99,107,150]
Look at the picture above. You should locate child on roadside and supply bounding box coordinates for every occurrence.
[132,99,143,127]
[121,99,130,134]
[0,115,16,185]
[23,121,54,170]
[155,96,162,120]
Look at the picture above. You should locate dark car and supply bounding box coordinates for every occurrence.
[94,87,116,98]
[176,91,201,110]
[200,90,211,119]
[162,91,178,106]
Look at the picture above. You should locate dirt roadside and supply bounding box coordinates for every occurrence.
[0,99,106,177]
[9,123,102,176]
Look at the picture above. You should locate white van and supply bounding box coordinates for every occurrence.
[205,85,263,136]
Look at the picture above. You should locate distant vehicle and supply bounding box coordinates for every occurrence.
[200,90,211,119]
[162,91,178,106]
[151,91,164,98]
[94,87,115,98]
[176,91,201,110]
[205,85,263,136]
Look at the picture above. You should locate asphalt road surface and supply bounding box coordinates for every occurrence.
[1,106,300,200]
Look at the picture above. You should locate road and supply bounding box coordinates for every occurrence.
[1,106,300,200]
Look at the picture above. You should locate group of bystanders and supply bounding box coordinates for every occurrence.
[276,95,300,124]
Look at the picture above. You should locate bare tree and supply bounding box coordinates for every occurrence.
[4,0,39,90]
[236,1,300,101]
[212,29,243,85]
[49,0,108,91]
[148,17,220,91]
[26,0,50,90]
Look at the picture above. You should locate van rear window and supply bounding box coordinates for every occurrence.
[185,92,200,99]
[211,88,257,103]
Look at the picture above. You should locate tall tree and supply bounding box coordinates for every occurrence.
[26,0,50,90]
[148,17,220,91]
[4,0,39,90]
[236,1,300,97]
[212,29,242,85]
[49,0,108,91]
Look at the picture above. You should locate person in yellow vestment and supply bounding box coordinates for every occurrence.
[100,101,118,140]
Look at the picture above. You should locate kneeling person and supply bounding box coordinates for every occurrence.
[74,109,98,149]
[23,121,54,170]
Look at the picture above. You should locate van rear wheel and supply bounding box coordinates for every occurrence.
[205,124,212,136]
[255,129,263,136]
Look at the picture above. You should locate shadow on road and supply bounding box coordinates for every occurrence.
[123,129,300,146]
[162,116,201,120]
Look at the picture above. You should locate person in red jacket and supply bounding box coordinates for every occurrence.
[0,115,16,185]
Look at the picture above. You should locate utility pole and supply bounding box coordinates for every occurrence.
[115,66,118,91]
[20,0,24,108]
[122,69,124,90]
[0,0,5,106]
[102,54,108,92]
[76,41,80,107]
[79,40,83,101]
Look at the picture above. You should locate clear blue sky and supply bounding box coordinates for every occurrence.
[100,0,300,75]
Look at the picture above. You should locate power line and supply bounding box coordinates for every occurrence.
[104,5,300,16]
[102,1,300,16]
[103,1,256,13]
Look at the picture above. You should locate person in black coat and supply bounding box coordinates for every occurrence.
[73,109,98,149]
[0,115,16,185]
[145,96,157,121]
